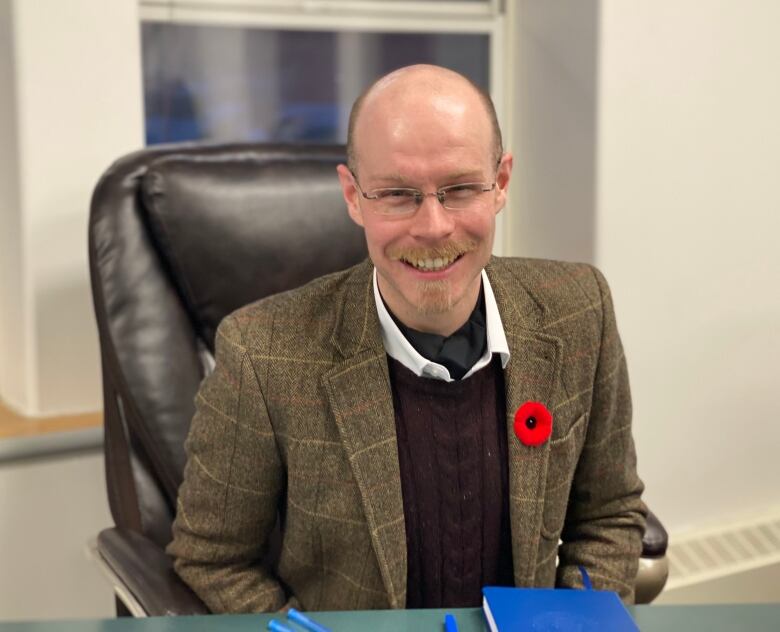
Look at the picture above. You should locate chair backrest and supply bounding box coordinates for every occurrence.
[89,142,367,548]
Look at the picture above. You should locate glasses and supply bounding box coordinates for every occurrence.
[350,170,497,216]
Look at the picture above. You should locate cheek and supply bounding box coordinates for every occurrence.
[461,212,495,241]
[363,222,404,256]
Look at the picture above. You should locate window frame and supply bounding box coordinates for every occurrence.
[139,0,510,253]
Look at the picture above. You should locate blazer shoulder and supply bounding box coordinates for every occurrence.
[490,256,609,323]
[494,255,605,290]
[219,260,372,352]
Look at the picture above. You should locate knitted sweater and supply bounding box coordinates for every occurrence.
[388,356,514,608]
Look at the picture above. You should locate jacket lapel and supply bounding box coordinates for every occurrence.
[486,259,564,586]
[322,262,407,608]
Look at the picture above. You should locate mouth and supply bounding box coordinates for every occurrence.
[399,253,464,272]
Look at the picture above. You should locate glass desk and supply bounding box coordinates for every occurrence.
[2,604,779,632]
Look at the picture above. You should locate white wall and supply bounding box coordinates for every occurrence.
[597,1,780,531]
[512,0,780,533]
[512,0,599,264]
[0,0,144,416]
[0,450,114,620]
[0,0,29,412]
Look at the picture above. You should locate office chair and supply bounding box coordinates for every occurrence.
[87,142,668,616]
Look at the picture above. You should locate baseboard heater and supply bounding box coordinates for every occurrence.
[666,507,780,589]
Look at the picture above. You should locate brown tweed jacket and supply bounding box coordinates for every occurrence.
[168,257,646,612]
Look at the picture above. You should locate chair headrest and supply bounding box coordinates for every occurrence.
[140,152,367,348]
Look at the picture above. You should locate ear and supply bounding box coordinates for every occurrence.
[494,152,514,214]
[336,164,365,227]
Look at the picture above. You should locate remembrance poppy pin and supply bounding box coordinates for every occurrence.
[513,401,553,447]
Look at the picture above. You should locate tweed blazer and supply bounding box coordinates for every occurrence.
[168,257,646,612]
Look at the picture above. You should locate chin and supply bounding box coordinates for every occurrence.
[414,280,454,315]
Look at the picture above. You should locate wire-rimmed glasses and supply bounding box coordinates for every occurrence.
[350,170,497,216]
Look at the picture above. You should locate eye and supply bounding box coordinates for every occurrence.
[374,189,418,204]
[444,183,482,199]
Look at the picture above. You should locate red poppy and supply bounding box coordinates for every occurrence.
[513,401,553,447]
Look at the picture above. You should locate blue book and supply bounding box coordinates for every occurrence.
[482,586,639,631]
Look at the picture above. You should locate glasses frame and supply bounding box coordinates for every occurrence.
[349,166,500,216]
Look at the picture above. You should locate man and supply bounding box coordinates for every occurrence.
[168,64,646,612]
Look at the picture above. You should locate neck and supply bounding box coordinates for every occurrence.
[378,275,482,337]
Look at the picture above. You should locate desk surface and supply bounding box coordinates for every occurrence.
[2,605,779,631]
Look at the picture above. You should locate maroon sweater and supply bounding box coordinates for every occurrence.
[388,356,514,608]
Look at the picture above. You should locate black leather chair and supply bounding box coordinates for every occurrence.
[88,142,667,616]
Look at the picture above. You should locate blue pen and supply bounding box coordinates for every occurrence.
[267,620,296,632]
[578,564,593,590]
[287,607,332,632]
[444,613,459,632]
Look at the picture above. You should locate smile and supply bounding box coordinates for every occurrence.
[400,254,462,272]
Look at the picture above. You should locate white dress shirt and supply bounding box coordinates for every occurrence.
[373,268,510,382]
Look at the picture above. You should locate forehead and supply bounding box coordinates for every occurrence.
[354,84,494,180]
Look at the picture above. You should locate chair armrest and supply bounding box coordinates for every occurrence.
[642,510,669,558]
[636,510,670,604]
[96,527,209,616]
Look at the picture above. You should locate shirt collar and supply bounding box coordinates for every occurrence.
[373,268,510,382]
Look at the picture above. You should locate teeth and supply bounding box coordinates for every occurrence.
[405,255,458,271]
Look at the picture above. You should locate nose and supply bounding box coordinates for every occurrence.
[408,194,455,241]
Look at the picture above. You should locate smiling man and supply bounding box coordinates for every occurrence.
[337,66,508,340]
[169,65,647,612]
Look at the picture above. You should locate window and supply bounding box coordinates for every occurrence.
[143,24,490,145]
[140,0,508,249]
[141,0,505,145]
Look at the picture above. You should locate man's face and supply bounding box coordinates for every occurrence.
[338,85,512,334]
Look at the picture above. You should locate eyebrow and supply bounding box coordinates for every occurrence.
[369,170,487,187]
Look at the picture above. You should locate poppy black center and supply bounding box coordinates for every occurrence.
[525,416,537,429]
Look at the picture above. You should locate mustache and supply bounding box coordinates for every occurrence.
[387,239,477,262]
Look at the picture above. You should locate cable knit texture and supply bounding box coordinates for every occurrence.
[389,356,514,607]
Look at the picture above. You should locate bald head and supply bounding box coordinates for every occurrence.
[346,65,503,174]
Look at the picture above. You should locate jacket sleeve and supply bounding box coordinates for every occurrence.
[555,266,647,603]
[167,312,288,612]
